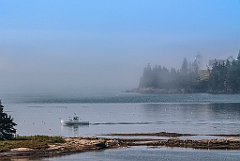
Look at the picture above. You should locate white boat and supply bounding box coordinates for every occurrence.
[61,116,89,126]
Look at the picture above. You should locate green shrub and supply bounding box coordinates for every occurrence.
[0,135,65,152]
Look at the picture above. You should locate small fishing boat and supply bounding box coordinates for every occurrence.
[61,116,89,126]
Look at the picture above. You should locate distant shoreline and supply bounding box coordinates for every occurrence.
[124,87,238,94]
[125,87,194,94]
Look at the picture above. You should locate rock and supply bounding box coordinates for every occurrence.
[95,142,106,149]
[11,148,34,152]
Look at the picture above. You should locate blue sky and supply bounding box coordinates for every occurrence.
[0,0,240,93]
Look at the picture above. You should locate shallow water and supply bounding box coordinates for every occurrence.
[1,92,240,160]
[41,147,240,161]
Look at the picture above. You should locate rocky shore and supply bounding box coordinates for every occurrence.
[107,132,240,149]
[1,132,240,160]
[0,136,121,160]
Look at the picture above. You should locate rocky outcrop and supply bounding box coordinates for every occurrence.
[0,137,121,159]
[146,138,240,149]
[1,134,240,159]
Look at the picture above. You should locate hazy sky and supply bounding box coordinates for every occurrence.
[0,0,240,93]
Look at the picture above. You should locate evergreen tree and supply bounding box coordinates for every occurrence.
[237,50,240,60]
[180,58,189,74]
[139,63,154,88]
[224,60,238,93]
[179,58,192,91]
[138,51,240,93]
[0,100,17,140]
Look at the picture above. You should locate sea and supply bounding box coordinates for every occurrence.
[1,92,240,161]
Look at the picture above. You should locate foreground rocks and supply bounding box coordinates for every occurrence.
[0,137,122,159]
[1,133,240,159]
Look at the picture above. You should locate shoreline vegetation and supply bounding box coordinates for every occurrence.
[1,132,240,159]
[133,52,240,94]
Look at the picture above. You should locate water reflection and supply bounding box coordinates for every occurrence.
[209,103,240,117]
[142,103,240,119]
[141,103,240,134]
[61,125,89,137]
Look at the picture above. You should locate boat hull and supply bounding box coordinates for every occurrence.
[61,120,89,126]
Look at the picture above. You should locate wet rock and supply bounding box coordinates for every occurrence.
[11,148,34,152]
[95,142,106,149]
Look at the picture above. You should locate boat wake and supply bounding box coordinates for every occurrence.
[91,121,158,125]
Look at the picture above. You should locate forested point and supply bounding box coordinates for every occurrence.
[133,51,240,94]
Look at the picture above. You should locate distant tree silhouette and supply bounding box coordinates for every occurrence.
[139,51,240,93]
[208,57,240,93]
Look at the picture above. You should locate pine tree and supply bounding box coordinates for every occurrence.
[237,50,240,60]
[0,100,17,140]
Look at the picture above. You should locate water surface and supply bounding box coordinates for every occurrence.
[1,93,240,160]
[42,147,240,161]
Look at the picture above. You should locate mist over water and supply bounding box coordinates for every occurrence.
[1,1,240,94]
[2,92,240,104]
[1,1,240,160]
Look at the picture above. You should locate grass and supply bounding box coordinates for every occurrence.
[0,135,65,152]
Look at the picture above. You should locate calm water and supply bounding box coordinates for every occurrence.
[42,147,240,161]
[1,92,240,160]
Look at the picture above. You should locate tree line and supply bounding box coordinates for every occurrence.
[139,52,240,93]
[208,53,240,93]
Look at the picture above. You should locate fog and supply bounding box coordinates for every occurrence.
[0,0,240,94]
